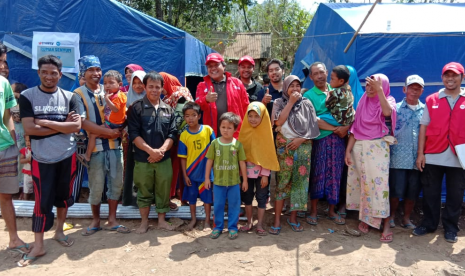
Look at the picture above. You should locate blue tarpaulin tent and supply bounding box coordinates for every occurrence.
[292,3,465,103]
[0,0,215,89]
[292,3,465,202]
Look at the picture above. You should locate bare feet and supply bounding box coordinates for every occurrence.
[8,240,32,254]
[135,221,149,234]
[158,220,175,231]
[203,220,212,232]
[186,219,197,231]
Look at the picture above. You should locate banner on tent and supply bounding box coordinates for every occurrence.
[32,32,80,73]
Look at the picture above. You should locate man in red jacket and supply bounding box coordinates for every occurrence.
[195,53,249,138]
[415,62,465,243]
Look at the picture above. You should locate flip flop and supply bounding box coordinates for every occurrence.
[306,216,318,226]
[228,230,238,240]
[169,202,179,212]
[296,211,306,218]
[389,219,396,228]
[380,233,393,243]
[400,223,416,230]
[105,225,131,233]
[358,222,369,234]
[210,230,222,239]
[17,253,46,267]
[7,243,31,254]
[81,226,102,236]
[255,228,268,236]
[268,226,281,235]
[327,215,346,225]
[287,218,303,232]
[337,211,347,218]
[239,224,253,232]
[343,226,361,237]
[52,235,74,247]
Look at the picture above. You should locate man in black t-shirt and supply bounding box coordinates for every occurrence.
[238,55,263,103]
[257,58,285,117]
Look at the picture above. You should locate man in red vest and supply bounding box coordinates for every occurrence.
[195,53,249,138]
[415,62,465,243]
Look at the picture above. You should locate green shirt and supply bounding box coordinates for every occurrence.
[303,84,333,140]
[0,77,17,151]
[206,138,246,186]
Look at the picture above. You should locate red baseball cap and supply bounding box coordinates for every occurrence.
[238,55,255,66]
[442,62,464,75]
[205,53,224,65]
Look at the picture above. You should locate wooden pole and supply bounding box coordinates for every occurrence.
[344,0,380,53]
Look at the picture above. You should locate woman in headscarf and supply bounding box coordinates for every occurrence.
[159,72,194,209]
[121,64,144,92]
[345,73,397,243]
[269,75,320,235]
[122,70,146,206]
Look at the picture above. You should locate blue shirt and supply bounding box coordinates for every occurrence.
[390,98,425,169]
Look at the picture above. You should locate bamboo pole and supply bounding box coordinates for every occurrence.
[344,0,380,53]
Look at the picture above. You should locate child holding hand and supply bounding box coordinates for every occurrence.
[238,102,280,235]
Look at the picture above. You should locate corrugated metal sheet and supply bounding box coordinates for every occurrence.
[223,32,271,60]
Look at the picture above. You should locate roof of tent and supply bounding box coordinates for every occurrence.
[0,0,215,89]
[292,3,465,102]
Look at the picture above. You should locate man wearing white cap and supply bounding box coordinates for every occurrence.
[238,55,263,103]
[415,62,465,243]
[388,75,425,231]
[196,53,249,138]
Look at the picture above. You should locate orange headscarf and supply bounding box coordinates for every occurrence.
[160,72,193,108]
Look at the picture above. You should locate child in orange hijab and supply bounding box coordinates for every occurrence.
[238,102,280,235]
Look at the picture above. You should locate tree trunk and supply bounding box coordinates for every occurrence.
[155,0,163,21]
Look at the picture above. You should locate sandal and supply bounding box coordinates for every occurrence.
[52,235,74,247]
[327,214,346,225]
[17,253,46,267]
[239,224,253,232]
[400,222,416,230]
[380,232,393,243]
[105,225,131,233]
[268,226,281,235]
[210,230,221,239]
[255,228,268,236]
[169,202,179,211]
[358,222,369,234]
[81,226,102,236]
[306,216,318,226]
[287,218,303,232]
[389,219,395,228]
[337,211,347,219]
[7,243,31,255]
[228,230,238,240]
[296,211,306,218]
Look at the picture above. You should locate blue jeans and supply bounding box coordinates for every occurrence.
[213,184,240,232]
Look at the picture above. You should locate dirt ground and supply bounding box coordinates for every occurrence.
[2,181,465,275]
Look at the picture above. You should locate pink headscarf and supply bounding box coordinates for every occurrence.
[350,74,396,140]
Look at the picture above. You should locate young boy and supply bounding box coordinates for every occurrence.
[326,65,355,126]
[19,136,33,200]
[177,102,215,230]
[81,70,127,162]
[205,112,248,240]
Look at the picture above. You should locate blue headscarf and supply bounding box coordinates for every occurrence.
[346,65,363,110]
[78,55,101,75]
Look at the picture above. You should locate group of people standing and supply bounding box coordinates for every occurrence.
[0,40,464,267]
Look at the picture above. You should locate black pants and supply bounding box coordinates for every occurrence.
[420,164,465,233]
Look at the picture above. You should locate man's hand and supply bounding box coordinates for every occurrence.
[65,111,81,123]
[98,128,121,139]
[286,137,306,151]
[334,125,350,138]
[416,153,426,172]
[147,148,164,163]
[262,88,272,104]
[206,86,218,103]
